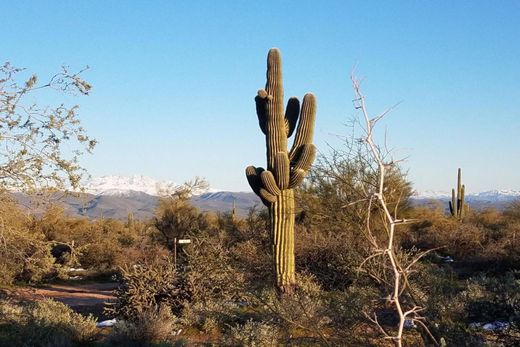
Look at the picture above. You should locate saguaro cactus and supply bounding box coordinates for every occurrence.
[449,168,466,220]
[246,48,316,293]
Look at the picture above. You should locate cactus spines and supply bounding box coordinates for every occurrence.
[449,168,466,220]
[246,48,316,294]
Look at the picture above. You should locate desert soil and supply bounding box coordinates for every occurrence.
[12,282,117,319]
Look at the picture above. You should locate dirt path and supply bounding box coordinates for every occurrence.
[13,282,118,319]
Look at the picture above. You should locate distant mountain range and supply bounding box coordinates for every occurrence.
[13,176,262,220]
[411,190,520,210]
[12,176,520,220]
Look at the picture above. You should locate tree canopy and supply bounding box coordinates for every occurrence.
[0,62,96,191]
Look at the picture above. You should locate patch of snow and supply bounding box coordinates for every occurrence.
[440,255,454,263]
[97,318,117,328]
[433,253,455,263]
[483,321,510,331]
[469,321,509,331]
[404,319,417,329]
[68,267,85,272]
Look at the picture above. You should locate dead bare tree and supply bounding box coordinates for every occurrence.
[350,74,438,347]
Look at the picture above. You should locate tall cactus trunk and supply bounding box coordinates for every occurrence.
[246,48,316,293]
[271,189,296,293]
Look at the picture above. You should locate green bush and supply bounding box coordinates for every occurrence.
[0,298,97,347]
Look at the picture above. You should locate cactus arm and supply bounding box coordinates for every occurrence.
[261,170,282,196]
[246,166,275,206]
[259,188,277,203]
[450,188,457,217]
[285,97,300,137]
[255,93,268,135]
[289,93,317,161]
[460,184,466,219]
[456,168,462,210]
[245,165,262,195]
[289,169,307,188]
[292,143,316,172]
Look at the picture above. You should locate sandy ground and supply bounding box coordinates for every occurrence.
[12,282,117,319]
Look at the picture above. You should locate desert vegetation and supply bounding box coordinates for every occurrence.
[1,50,519,347]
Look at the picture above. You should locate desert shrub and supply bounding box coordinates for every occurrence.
[176,228,252,332]
[409,264,520,345]
[407,213,487,259]
[153,194,210,251]
[111,201,260,338]
[79,238,120,270]
[300,144,413,241]
[180,299,241,334]
[243,206,269,236]
[34,204,72,241]
[405,204,520,272]
[245,273,374,345]
[223,319,280,347]
[108,304,181,346]
[254,274,334,343]
[408,263,477,344]
[0,230,55,284]
[0,298,97,347]
[184,229,247,304]
[108,256,187,320]
[296,228,364,291]
[464,272,520,325]
[229,239,271,288]
[32,205,148,273]
[0,195,55,285]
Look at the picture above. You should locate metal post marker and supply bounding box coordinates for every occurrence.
[174,238,191,271]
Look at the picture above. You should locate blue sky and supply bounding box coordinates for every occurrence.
[3,1,519,192]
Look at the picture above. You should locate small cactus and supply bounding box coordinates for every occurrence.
[246,48,316,294]
[449,168,466,220]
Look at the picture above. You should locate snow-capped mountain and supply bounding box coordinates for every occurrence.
[413,190,520,202]
[412,191,451,199]
[83,175,176,196]
[412,190,520,211]
[82,175,220,197]
[467,190,520,202]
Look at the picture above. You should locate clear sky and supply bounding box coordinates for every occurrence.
[3,1,519,192]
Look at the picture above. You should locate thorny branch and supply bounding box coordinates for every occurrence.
[351,73,438,347]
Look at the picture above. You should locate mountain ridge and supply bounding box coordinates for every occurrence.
[11,176,519,221]
[85,175,520,200]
